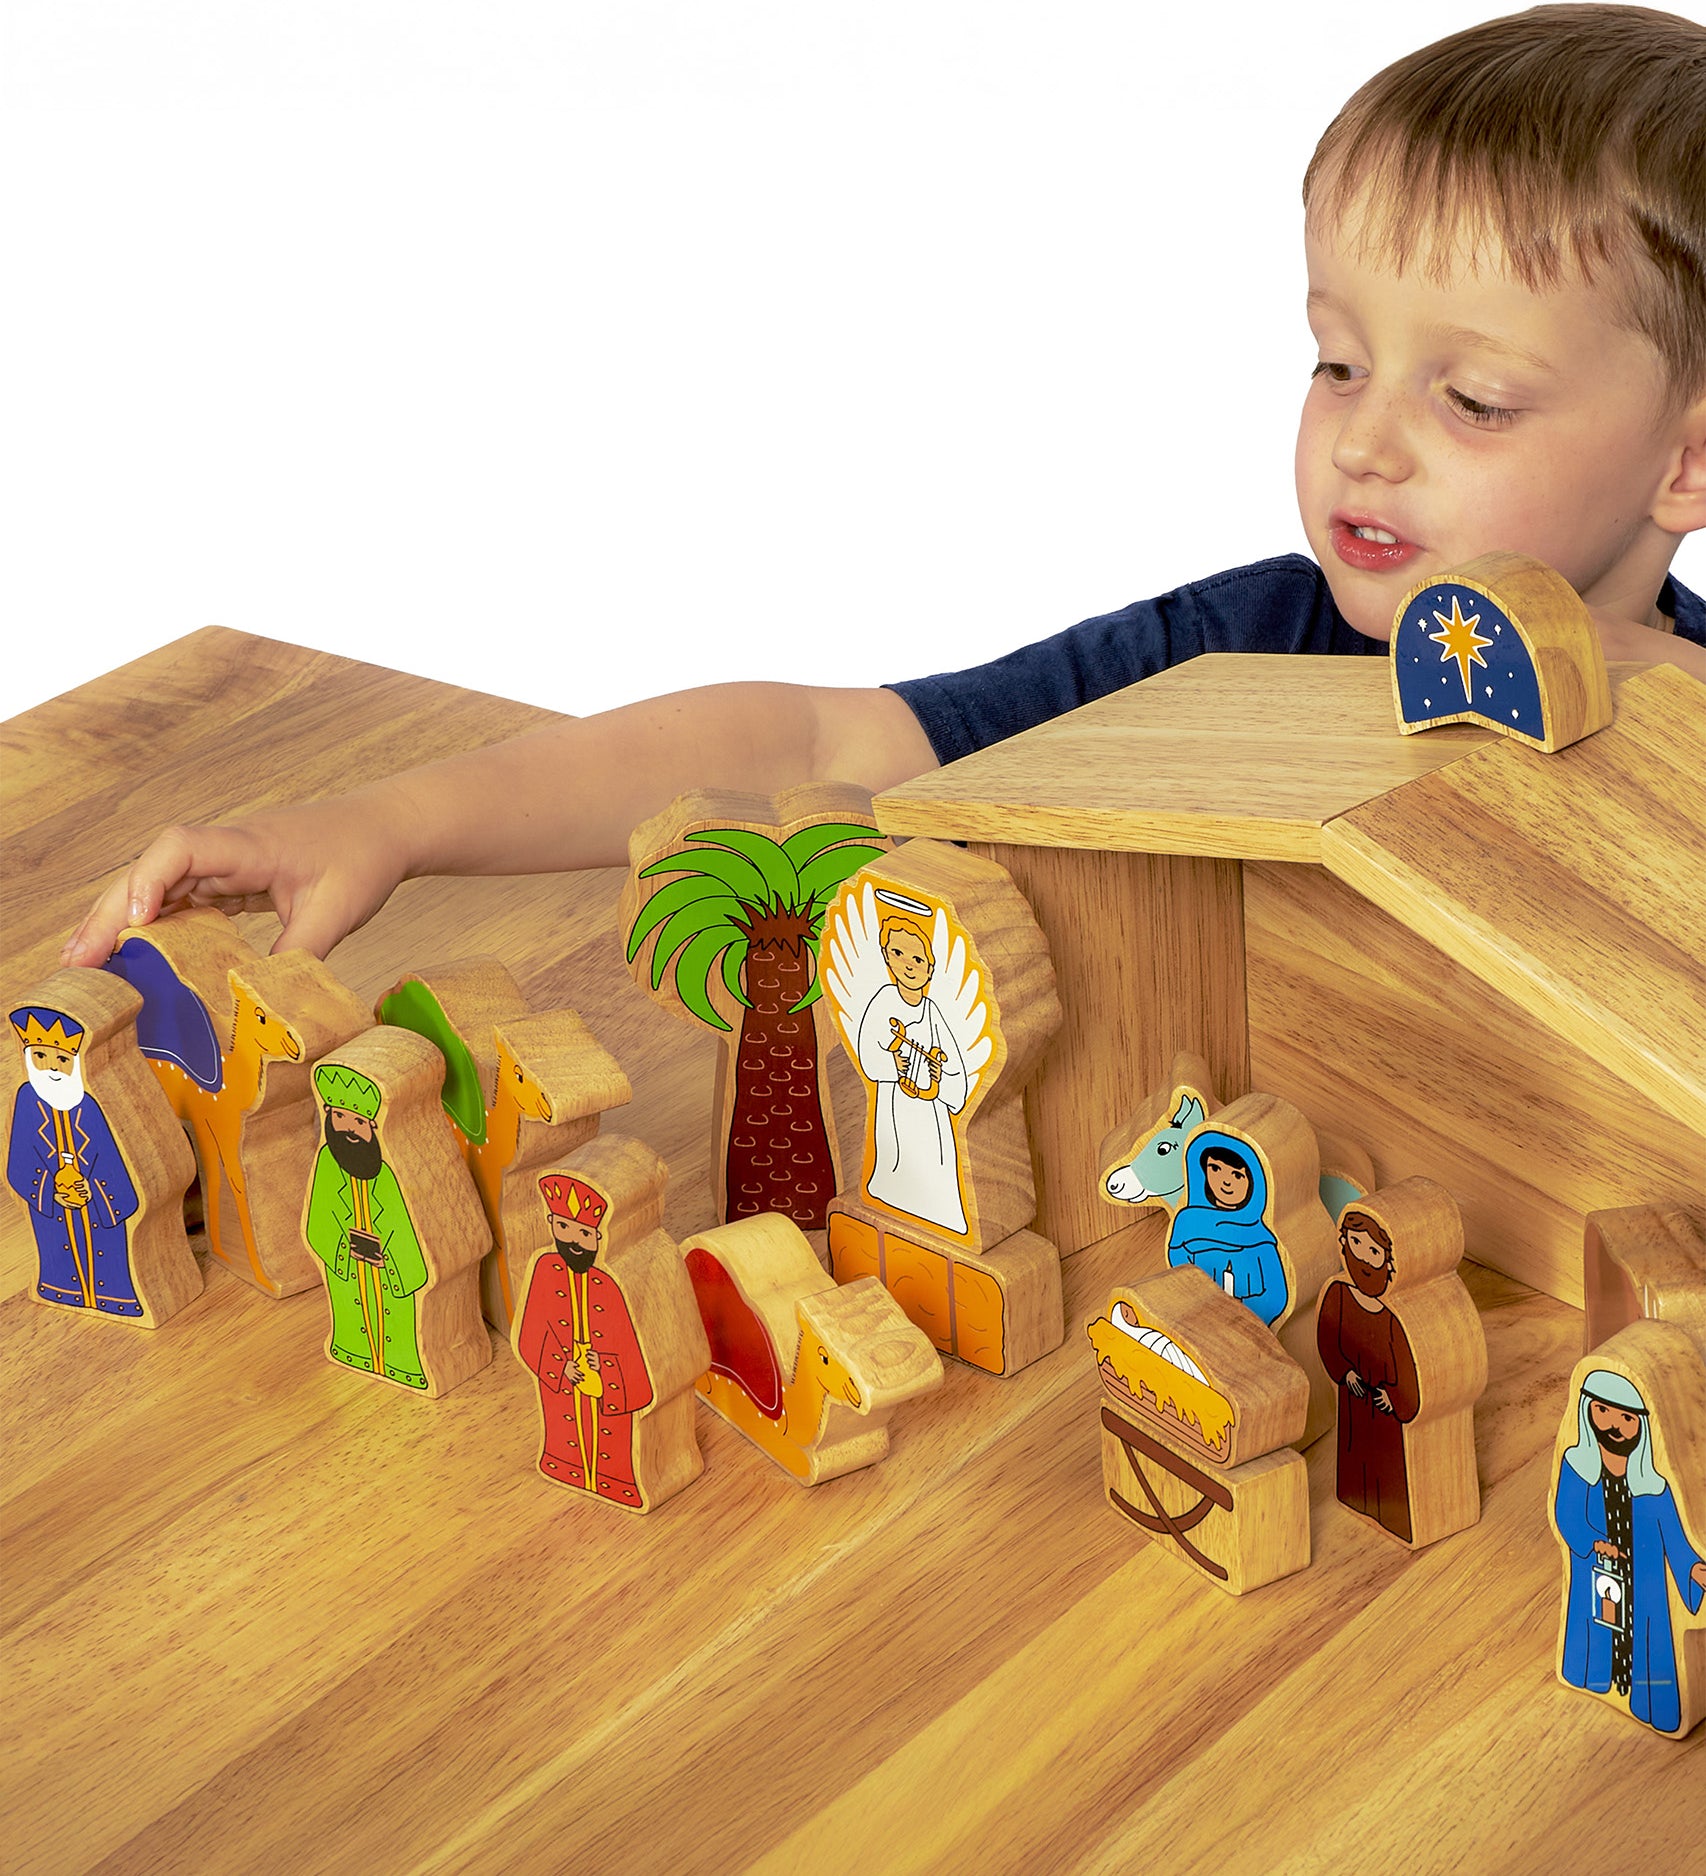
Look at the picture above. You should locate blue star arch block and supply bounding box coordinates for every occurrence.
[1390,551,1613,755]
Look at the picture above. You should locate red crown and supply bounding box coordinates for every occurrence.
[538,1173,607,1228]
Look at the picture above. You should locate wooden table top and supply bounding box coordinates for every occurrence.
[2,629,1699,1875]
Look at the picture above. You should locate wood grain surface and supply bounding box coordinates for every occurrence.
[2,629,1700,1876]
[1243,860,1706,1308]
[1322,664,1706,1135]
[876,656,1499,860]
[980,842,1250,1256]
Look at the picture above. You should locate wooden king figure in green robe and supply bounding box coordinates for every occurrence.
[304,1061,430,1389]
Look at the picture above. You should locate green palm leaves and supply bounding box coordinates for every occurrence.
[626,822,884,1032]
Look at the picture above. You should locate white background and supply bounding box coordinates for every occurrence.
[5,1,1703,720]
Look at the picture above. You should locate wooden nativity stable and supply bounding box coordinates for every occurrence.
[875,653,1705,1308]
[2,629,1702,1875]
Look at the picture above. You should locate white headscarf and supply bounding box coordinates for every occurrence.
[1563,1368,1667,1498]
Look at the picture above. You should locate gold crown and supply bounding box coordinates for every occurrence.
[11,1008,86,1054]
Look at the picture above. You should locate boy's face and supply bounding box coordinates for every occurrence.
[1296,207,1688,641]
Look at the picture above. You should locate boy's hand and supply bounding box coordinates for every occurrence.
[1591,609,1706,683]
[61,794,410,967]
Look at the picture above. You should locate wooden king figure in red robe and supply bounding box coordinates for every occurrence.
[517,1171,654,1508]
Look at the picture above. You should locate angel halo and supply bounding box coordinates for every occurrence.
[821,879,995,1243]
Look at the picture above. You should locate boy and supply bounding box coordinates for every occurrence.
[64,5,1706,969]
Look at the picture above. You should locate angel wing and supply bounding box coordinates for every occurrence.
[925,903,994,1103]
[821,881,996,1107]
[821,879,893,1059]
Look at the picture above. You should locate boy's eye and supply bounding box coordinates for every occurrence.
[1310,361,1360,387]
[1446,386,1517,427]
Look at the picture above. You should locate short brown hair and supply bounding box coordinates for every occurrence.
[1303,6,1706,404]
[1340,1210,1395,1274]
[1339,1210,1393,1250]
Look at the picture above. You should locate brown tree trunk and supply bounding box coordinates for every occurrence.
[724,909,836,1227]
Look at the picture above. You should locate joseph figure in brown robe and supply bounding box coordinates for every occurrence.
[1316,1211,1421,1542]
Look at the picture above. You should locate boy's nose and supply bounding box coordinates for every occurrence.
[1331,385,1414,483]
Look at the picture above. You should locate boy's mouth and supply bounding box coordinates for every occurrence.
[1329,513,1421,572]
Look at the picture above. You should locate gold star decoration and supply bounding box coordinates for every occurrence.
[1427,595,1493,704]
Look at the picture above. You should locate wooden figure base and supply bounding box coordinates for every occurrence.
[1100,1410,1309,1596]
[826,1194,1063,1377]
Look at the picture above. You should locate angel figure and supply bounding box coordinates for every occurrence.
[823,884,992,1239]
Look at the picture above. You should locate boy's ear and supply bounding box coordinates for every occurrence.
[1653,396,1706,536]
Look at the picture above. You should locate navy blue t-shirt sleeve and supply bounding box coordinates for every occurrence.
[1660,571,1706,645]
[884,554,1383,765]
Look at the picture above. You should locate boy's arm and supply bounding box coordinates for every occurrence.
[63,681,937,965]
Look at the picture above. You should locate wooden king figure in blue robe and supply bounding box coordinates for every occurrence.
[7,1005,144,1315]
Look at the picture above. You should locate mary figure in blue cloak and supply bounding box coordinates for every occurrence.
[1165,1131,1288,1327]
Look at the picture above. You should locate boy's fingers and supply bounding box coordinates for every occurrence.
[61,875,135,965]
[132,826,275,910]
[61,824,273,966]
[272,891,355,962]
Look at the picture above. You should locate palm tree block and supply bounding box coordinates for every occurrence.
[511,1133,710,1514]
[826,1194,1062,1377]
[104,906,371,1297]
[682,1212,943,1485]
[302,1025,493,1398]
[377,956,633,1331]
[620,783,888,1231]
[8,965,201,1329]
